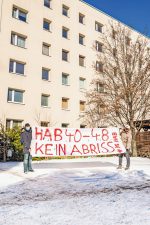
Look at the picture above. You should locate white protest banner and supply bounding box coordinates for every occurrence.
[30,127,126,157]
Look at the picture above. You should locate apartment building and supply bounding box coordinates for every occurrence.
[0,0,147,128]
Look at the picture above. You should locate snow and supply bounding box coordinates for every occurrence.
[0,157,150,225]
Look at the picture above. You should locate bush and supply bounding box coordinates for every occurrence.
[0,126,23,161]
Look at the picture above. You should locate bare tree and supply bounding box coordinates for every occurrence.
[33,109,57,127]
[85,22,150,156]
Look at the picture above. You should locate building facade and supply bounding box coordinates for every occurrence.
[0,0,147,128]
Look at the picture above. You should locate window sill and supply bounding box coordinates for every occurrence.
[41,106,51,109]
[62,108,70,111]
[96,50,103,53]
[95,30,103,34]
[42,54,51,57]
[7,101,25,105]
[79,22,85,25]
[80,111,85,114]
[42,79,51,82]
[62,15,70,18]
[62,60,69,63]
[98,92,107,94]
[80,88,87,92]
[62,37,70,40]
[62,84,70,86]
[96,71,104,73]
[9,72,26,77]
[79,44,86,47]
[12,17,28,24]
[44,6,53,10]
[43,28,52,33]
[11,44,27,49]
[79,65,86,68]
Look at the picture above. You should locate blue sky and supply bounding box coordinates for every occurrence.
[84,0,150,37]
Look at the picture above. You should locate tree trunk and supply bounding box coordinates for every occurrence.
[3,148,6,162]
[131,128,137,157]
[3,142,7,162]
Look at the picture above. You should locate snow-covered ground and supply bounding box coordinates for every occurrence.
[0,157,150,225]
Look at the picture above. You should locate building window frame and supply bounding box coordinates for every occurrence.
[6,119,23,129]
[95,21,103,33]
[96,82,105,93]
[80,124,86,128]
[7,88,24,104]
[62,73,69,86]
[96,61,103,72]
[41,94,50,107]
[61,123,69,128]
[42,68,50,81]
[9,60,25,75]
[79,55,85,67]
[95,41,103,52]
[43,19,52,32]
[42,43,51,56]
[12,6,27,22]
[11,32,26,48]
[62,97,69,110]
[41,121,49,127]
[80,101,86,112]
[79,34,85,45]
[62,49,69,62]
[79,77,86,90]
[62,5,69,17]
[62,27,69,39]
[79,13,85,24]
[44,0,52,9]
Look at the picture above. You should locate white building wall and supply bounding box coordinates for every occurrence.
[0,0,147,128]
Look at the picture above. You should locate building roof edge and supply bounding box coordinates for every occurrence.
[80,0,150,40]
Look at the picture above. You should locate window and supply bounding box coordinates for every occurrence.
[41,94,49,107]
[79,77,86,89]
[62,98,69,110]
[80,124,86,128]
[95,21,103,33]
[96,41,103,52]
[6,119,23,129]
[9,60,25,75]
[62,5,69,17]
[43,19,51,31]
[42,43,50,56]
[96,61,103,72]
[62,49,69,61]
[62,27,69,39]
[7,89,24,103]
[11,32,26,48]
[62,123,69,128]
[12,6,27,22]
[42,68,50,80]
[41,121,49,127]
[80,101,86,112]
[79,13,85,24]
[62,73,69,85]
[96,83,104,93]
[44,0,51,8]
[79,34,85,45]
[79,55,85,67]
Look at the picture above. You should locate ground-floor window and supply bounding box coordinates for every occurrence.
[6,119,23,129]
